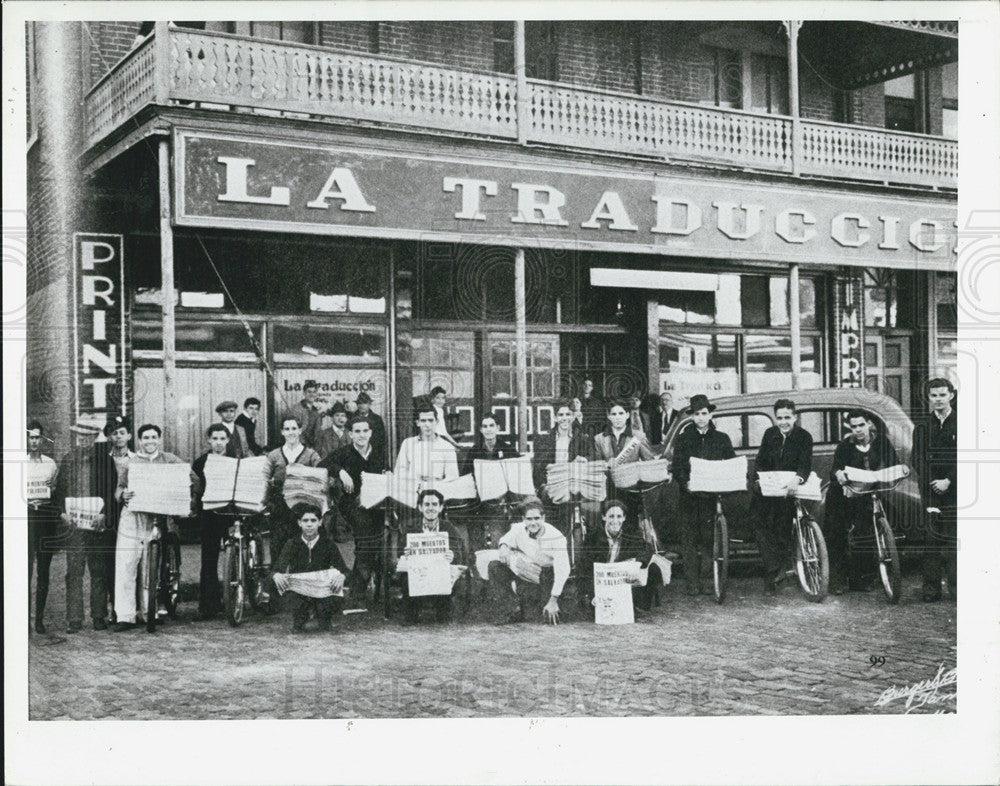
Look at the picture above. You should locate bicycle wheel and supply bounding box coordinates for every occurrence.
[163,538,181,618]
[222,542,244,626]
[795,516,829,602]
[247,536,272,614]
[712,511,729,604]
[143,539,160,633]
[875,515,902,604]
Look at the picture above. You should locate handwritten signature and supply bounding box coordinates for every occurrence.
[873,664,957,713]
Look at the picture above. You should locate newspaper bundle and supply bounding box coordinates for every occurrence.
[545,460,608,503]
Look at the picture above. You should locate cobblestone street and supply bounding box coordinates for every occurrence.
[26,545,956,719]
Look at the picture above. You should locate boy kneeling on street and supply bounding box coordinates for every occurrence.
[269,502,348,632]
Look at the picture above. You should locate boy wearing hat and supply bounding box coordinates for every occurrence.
[55,421,119,631]
[26,421,59,633]
[316,401,351,460]
[216,400,253,459]
[353,392,386,454]
[670,395,735,595]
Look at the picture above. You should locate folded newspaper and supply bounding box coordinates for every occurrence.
[359,471,477,509]
[843,464,910,487]
[283,465,329,512]
[757,470,822,500]
[688,456,748,493]
[545,460,608,503]
[610,458,670,489]
[473,456,535,500]
[128,462,192,516]
[282,568,345,598]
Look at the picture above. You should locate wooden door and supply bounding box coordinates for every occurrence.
[864,334,911,411]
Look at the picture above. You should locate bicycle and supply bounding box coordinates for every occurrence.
[681,492,733,603]
[757,474,829,602]
[791,496,829,602]
[221,514,273,626]
[842,468,909,604]
[140,518,182,633]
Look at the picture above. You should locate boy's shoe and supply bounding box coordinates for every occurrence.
[317,618,333,632]
[93,618,108,631]
[66,623,82,634]
[113,621,136,632]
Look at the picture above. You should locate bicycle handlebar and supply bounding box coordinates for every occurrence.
[842,477,906,494]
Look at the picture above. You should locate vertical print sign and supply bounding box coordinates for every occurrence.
[72,234,126,427]
[837,277,864,388]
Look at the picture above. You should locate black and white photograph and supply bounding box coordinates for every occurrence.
[5,1,999,784]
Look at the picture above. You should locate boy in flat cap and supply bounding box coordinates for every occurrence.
[216,400,253,459]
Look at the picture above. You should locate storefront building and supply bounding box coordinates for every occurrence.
[27,19,958,458]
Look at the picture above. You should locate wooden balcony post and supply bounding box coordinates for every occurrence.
[158,138,178,437]
[514,21,528,145]
[785,21,802,176]
[154,21,171,104]
[790,263,802,390]
[514,248,529,453]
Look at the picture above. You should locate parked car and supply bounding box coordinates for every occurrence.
[655,388,923,563]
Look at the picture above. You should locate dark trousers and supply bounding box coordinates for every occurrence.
[199,511,230,616]
[400,574,453,622]
[824,499,872,588]
[287,591,343,629]
[487,562,555,620]
[922,507,957,594]
[340,500,382,595]
[29,506,59,624]
[679,491,716,588]
[751,493,794,579]
[65,527,115,625]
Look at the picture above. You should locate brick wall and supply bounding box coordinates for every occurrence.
[85,20,143,88]
[799,66,837,122]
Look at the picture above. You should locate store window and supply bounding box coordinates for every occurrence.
[941,62,957,140]
[713,413,775,450]
[659,332,739,399]
[489,338,558,400]
[745,336,822,393]
[411,334,475,400]
[273,324,384,365]
[863,269,914,328]
[656,274,819,329]
[132,321,263,362]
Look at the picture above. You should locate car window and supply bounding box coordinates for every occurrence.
[712,414,773,449]
[798,409,888,444]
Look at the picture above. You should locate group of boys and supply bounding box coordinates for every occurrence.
[27,375,958,635]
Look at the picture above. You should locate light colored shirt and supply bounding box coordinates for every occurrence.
[554,433,571,464]
[498,521,570,596]
[395,435,459,481]
[282,444,305,464]
[433,405,451,439]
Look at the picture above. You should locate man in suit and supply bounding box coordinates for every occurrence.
[912,377,957,602]
[578,499,664,614]
[750,398,814,593]
[235,397,263,456]
[353,392,387,455]
[670,394,736,595]
[650,391,682,446]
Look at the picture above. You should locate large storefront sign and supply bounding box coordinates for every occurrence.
[176,129,956,271]
[274,369,388,419]
[836,277,865,389]
[73,233,126,427]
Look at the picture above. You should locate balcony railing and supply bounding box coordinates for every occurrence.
[84,28,957,189]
